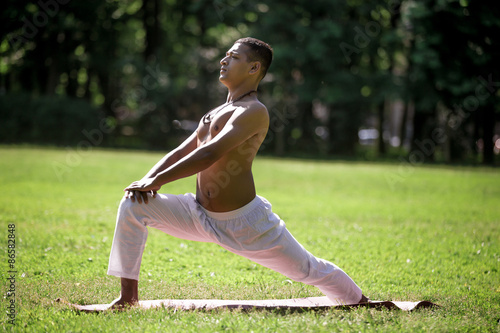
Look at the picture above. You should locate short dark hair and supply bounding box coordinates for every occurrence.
[235,37,273,79]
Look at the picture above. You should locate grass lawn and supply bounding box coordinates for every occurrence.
[1,146,499,332]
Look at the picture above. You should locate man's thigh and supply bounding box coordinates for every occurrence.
[128,193,215,243]
[214,216,312,281]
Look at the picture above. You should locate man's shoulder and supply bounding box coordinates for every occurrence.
[235,99,268,119]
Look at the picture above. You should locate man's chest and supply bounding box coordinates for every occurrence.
[196,107,236,144]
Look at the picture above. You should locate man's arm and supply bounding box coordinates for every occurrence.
[125,104,268,193]
[125,130,198,204]
[141,130,198,179]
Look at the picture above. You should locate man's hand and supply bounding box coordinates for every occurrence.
[124,178,161,204]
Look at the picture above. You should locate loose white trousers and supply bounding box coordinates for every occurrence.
[107,193,362,305]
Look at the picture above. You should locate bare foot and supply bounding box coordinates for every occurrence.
[108,277,139,310]
[108,296,138,310]
[359,294,370,304]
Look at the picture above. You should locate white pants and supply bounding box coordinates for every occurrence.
[107,193,362,305]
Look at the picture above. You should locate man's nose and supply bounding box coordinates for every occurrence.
[220,57,228,65]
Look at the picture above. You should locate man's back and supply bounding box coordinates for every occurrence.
[195,96,269,212]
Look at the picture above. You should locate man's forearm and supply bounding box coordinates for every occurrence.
[153,147,216,186]
[141,131,198,180]
[142,151,182,179]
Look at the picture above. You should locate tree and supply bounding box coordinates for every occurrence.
[407,0,500,165]
[1,0,497,163]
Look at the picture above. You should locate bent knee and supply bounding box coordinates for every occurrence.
[116,197,148,225]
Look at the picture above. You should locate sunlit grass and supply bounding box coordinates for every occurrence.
[1,146,499,332]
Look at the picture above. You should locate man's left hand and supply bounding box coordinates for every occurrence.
[124,178,161,204]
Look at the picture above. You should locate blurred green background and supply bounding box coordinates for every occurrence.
[1,0,499,164]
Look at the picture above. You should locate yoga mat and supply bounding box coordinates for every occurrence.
[57,296,437,313]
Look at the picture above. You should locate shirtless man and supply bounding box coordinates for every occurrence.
[107,37,368,308]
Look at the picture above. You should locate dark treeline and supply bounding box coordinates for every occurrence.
[1,0,499,164]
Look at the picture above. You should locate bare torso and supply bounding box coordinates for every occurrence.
[195,98,268,212]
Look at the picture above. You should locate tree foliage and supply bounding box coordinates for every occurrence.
[0,0,498,164]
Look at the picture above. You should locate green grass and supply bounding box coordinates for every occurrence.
[1,146,499,332]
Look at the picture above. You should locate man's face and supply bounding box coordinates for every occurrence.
[219,43,254,84]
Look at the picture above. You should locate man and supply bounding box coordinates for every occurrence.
[107,37,368,308]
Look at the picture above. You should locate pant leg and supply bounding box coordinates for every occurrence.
[107,193,215,280]
[250,226,362,305]
[108,193,362,304]
[207,197,363,305]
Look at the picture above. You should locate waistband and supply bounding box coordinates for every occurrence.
[200,196,262,221]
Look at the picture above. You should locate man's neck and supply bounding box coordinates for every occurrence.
[226,84,259,103]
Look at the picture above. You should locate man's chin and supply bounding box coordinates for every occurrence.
[219,75,228,84]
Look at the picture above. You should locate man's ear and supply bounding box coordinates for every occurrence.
[249,61,261,75]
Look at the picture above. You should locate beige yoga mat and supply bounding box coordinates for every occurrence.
[58,296,437,312]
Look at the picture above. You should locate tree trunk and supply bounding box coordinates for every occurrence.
[296,102,317,153]
[328,106,359,156]
[142,0,160,62]
[274,127,285,156]
[411,109,435,162]
[377,101,386,156]
[481,107,495,165]
[45,58,59,95]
